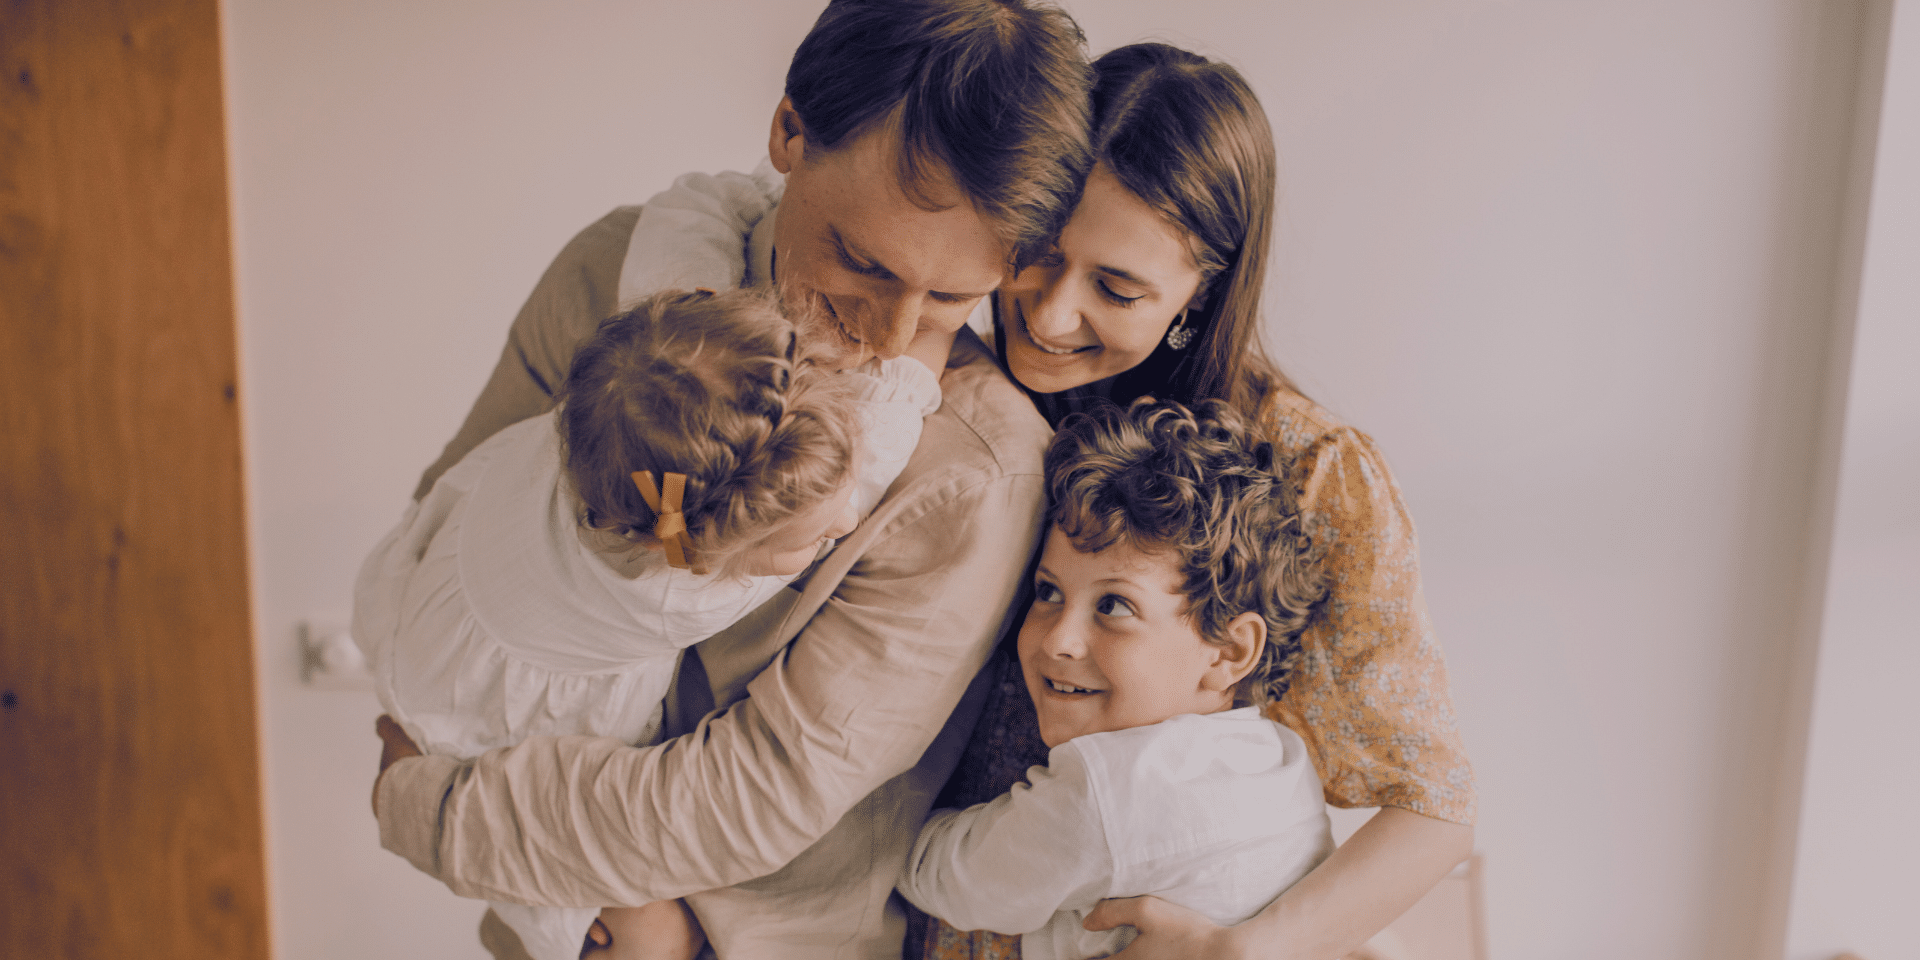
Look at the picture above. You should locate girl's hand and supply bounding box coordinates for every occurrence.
[371,714,422,816]
[592,900,706,960]
[1085,896,1243,960]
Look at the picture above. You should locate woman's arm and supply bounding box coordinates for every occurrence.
[1086,806,1471,960]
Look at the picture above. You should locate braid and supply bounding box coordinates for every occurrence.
[557,289,859,578]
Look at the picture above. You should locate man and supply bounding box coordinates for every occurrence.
[373,2,1092,957]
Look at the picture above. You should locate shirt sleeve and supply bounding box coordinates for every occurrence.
[616,168,777,301]
[377,463,1047,907]
[1266,426,1478,824]
[899,745,1112,936]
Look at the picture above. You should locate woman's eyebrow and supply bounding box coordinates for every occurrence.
[1094,264,1157,289]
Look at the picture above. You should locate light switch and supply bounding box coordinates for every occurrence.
[299,619,374,691]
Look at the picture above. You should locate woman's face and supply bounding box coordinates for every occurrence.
[998,164,1207,395]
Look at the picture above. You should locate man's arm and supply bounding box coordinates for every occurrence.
[411,207,637,499]
[378,464,1047,906]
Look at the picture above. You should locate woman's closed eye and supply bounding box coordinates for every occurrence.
[1095,279,1143,307]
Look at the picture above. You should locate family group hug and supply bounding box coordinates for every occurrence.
[357,1,1477,958]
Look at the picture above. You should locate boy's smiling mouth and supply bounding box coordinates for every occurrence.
[1043,677,1102,696]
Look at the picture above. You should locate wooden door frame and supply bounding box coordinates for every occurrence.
[1,1,272,957]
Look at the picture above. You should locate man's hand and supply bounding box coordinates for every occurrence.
[372,714,423,816]
[1085,896,1241,960]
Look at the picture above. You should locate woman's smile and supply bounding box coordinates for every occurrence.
[1012,298,1099,357]
[996,165,1205,394]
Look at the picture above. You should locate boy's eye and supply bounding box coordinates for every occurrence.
[1095,595,1136,617]
[1033,581,1063,604]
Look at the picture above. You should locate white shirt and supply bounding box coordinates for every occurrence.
[898,708,1335,960]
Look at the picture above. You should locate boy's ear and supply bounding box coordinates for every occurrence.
[1201,612,1266,693]
[768,97,806,175]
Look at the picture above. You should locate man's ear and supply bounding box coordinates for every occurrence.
[1201,612,1266,693]
[768,97,806,174]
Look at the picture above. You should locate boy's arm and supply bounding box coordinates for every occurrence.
[898,745,1112,936]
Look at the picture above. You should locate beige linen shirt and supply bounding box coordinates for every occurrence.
[377,206,1051,959]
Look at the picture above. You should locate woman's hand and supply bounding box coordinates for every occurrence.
[371,714,423,816]
[1086,896,1243,960]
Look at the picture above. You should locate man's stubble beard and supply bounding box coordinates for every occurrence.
[778,278,870,373]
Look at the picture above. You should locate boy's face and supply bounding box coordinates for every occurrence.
[1018,528,1239,748]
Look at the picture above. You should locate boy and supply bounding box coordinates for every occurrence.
[899,398,1333,960]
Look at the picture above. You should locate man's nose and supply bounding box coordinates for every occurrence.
[862,292,921,360]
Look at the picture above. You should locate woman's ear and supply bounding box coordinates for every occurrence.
[1201,612,1266,693]
[1184,283,1212,315]
[768,97,806,175]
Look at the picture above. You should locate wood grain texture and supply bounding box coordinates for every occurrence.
[0,0,271,957]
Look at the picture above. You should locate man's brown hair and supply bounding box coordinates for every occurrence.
[785,0,1093,268]
[1044,397,1325,704]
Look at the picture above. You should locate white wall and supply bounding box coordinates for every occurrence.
[1785,3,1920,958]
[222,3,1898,959]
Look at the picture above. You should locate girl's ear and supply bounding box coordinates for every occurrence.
[1201,612,1266,693]
[768,97,807,175]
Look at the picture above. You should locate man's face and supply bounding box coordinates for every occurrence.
[768,100,1007,370]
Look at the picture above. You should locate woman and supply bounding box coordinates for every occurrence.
[915,43,1476,960]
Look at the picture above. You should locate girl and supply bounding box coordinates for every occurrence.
[353,287,940,960]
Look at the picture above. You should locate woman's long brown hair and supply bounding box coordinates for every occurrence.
[1090,42,1303,416]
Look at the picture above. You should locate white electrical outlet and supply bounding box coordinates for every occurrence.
[299,619,374,691]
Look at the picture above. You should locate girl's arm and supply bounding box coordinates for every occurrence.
[1086,806,1471,960]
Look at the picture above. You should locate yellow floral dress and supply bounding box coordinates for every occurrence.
[913,388,1476,960]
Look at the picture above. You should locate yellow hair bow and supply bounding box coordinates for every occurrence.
[632,471,703,574]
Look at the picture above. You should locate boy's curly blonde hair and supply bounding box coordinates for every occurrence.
[1044,397,1326,705]
[556,288,859,578]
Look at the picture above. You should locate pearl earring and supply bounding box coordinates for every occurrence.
[1165,311,1194,350]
